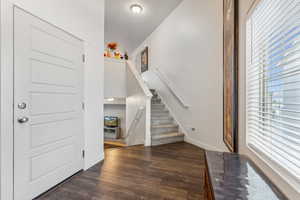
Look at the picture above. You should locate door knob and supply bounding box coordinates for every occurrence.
[18,117,29,124]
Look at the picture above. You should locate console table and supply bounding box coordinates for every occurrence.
[204,151,289,200]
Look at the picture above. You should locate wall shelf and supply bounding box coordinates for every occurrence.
[104,98,126,105]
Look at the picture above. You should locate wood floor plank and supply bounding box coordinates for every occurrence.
[36,142,206,200]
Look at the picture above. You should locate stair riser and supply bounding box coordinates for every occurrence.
[150,90,185,146]
[151,96,160,99]
[151,115,170,120]
[151,108,165,111]
[151,100,161,104]
[151,109,167,113]
[151,105,165,109]
[151,119,174,126]
[151,102,163,105]
[151,100,162,104]
[152,136,184,146]
[151,112,169,117]
[152,116,173,121]
[151,108,167,112]
[151,127,179,135]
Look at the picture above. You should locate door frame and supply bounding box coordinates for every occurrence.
[1,4,85,200]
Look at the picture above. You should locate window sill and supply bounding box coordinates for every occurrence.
[246,143,300,195]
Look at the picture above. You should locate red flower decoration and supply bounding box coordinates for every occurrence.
[107,42,118,51]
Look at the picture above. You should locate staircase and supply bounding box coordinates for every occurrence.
[150,89,184,146]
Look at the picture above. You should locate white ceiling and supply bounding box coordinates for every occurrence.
[105,0,183,54]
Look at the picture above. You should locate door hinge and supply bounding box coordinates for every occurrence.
[82,54,86,63]
[82,150,85,158]
[82,102,85,110]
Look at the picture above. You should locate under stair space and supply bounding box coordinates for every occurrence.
[150,89,184,146]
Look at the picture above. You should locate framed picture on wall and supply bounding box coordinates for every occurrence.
[141,47,149,73]
[223,0,239,152]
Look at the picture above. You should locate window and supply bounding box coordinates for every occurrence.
[246,0,300,189]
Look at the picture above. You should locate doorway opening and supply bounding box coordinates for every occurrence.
[104,98,127,149]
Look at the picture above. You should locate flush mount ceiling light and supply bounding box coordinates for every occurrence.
[106,98,115,102]
[130,4,143,14]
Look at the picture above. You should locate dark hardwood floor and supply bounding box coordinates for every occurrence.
[37,142,206,200]
[104,143,122,149]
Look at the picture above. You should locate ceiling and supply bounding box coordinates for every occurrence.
[105,0,183,54]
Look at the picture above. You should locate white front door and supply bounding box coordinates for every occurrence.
[14,7,84,200]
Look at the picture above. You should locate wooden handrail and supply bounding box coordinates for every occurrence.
[126,61,153,98]
[154,67,189,108]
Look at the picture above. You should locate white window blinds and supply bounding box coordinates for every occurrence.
[246,0,300,186]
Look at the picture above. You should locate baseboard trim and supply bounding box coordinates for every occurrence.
[84,153,104,170]
[184,136,222,152]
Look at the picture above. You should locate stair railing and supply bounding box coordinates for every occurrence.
[126,61,153,146]
[127,61,153,98]
[154,67,189,109]
[124,106,145,143]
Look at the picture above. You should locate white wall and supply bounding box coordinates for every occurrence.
[104,104,126,137]
[135,0,300,197]
[132,0,226,151]
[133,0,299,198]
[104,58,127,98]
[0,0,104,199]
[126,65,147,146]
[239,0,300,199]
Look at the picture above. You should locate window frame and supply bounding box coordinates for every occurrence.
[245,0,300,193]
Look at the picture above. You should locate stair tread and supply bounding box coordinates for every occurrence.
[150,91,184,145]
[151,124,178,129]
[151,122,173,126]
[152,132,184,140]
[151,109,167,112]
[151,108,166,111]
[151,106,165,109]
[152,117,173,121]
[152,108,164,110]
[151,112,169,115]
[152,115,169,118]
[151,116,173,119]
